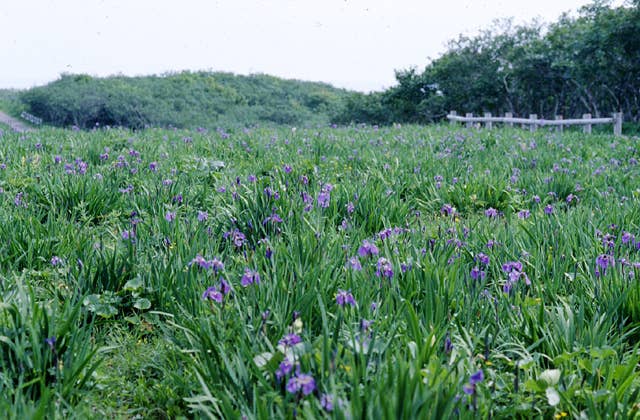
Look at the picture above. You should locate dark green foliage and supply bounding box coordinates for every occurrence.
[20,72,350,129]
[336,1,640,126]
[0,89,25,117]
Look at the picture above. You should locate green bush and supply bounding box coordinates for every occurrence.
[20,72,350,129]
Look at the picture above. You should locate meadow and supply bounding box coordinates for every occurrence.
[0,123,639,418]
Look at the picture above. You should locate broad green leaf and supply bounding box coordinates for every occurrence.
[133,298,151,310]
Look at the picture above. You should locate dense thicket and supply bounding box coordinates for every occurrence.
[19,72,349,129]
[335,1,640,125]
[0,89,24,116]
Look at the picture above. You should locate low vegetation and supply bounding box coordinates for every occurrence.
[0,123,638,418]
[18,72,349,129]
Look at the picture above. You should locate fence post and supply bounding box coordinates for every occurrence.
[484,112,492,129]
[582,114,592,134]
[449,111,457,126]
[555,115,563,133]
[465,113,473,129]
[529,114,537,132]
[505,112,513,127]
[613,112,623,136]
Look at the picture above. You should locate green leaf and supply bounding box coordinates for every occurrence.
[82,294,101,311]
[589,347,617,359]
[124,277,143,291]
[524,379,544,393]
[95,304,118,318]
[133,298,151,310]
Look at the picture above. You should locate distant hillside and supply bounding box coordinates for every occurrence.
[19,71,352,129]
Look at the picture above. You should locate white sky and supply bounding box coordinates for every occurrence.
[0,0,622,92]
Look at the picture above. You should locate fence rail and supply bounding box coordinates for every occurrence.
[447,111,623,136]
[20,111,43,125]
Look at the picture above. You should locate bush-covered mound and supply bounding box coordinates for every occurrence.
[20,71,351,129]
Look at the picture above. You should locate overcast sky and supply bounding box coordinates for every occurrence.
[0,0,621,92]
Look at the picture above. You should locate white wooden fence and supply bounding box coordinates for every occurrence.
[20,111,42,125]
[447,111,623,136]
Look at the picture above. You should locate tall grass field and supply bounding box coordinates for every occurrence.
[0,123,639,418]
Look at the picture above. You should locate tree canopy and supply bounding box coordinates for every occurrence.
[335,1,640,125]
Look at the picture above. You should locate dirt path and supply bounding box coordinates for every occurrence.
[0,111,32,132]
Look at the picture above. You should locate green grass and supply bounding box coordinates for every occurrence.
[0,124,639,418]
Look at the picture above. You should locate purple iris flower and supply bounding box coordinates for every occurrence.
[121,230,135,240]
[517,209,531,219]
[347,202,355,214]
[484,208,498,218]
[358,240,379,258]
[502,260,530,290]
[336,289,356,307]
[347,256,362,271]
[224,229,246,248]
[463,369,484,395]
[219,278,231,295]
[45,336,56,350]
[286,373,316,396]
[376,257,394,278]
[279,333,302,347]
[441,204,455,216]
[14,192,27,208]
[470,266,485,280]
[275,360,293,380]
[197,211,208,222]
[444,333,453,354]
[241,268,260,287]
[596,254,614,276]
[378,228,393,241]
[317,192,330,208]
[202,287,223,303]
[470,370,484,385]
[320,394,334,412]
